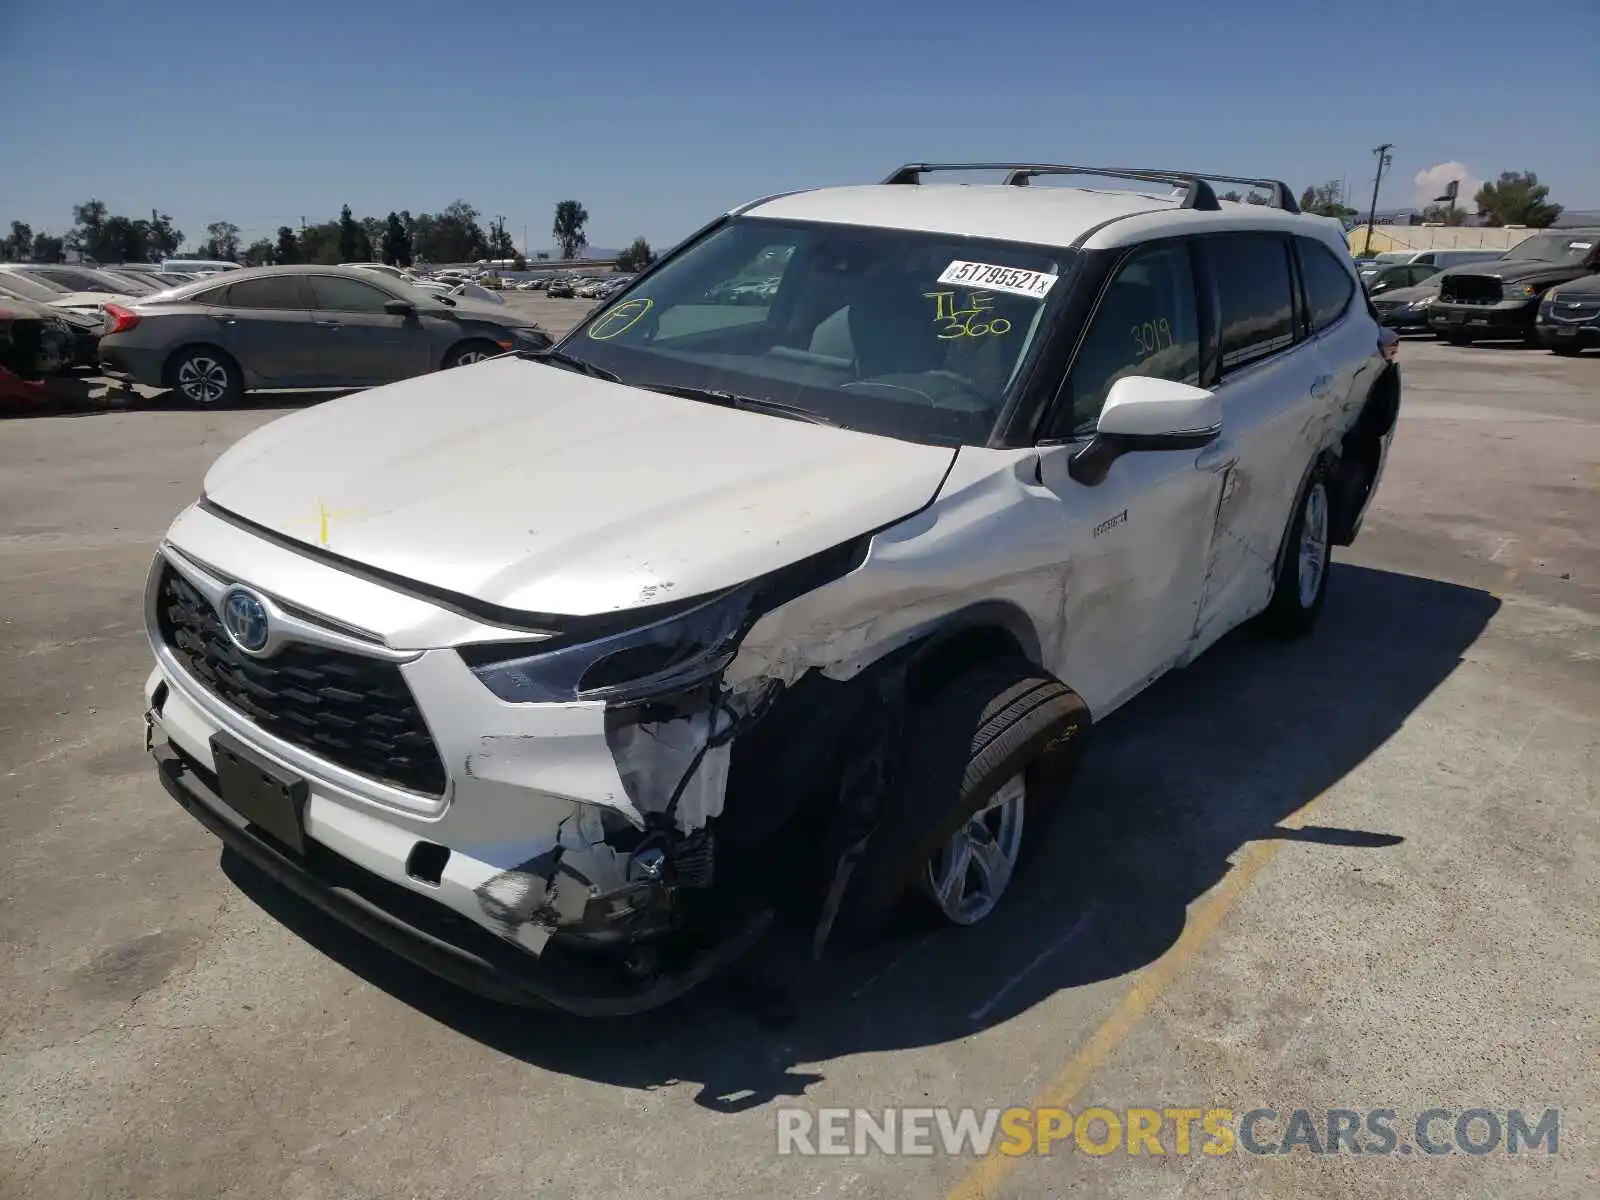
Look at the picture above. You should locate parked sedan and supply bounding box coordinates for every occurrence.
[1368,278,1443,332]
[98,265,552,405]
[1536,276,1600,355]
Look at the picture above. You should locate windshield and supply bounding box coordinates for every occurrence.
[1504,234,1596,264]
[0,272,67,302]
[551,217,1072,446]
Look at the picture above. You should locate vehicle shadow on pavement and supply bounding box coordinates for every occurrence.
[223,562,1499,1112]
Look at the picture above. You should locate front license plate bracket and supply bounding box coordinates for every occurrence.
[211,731,308,854]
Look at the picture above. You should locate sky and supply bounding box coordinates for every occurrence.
[3,0,1597,254]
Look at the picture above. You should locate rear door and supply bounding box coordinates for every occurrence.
[209,274,319,386]
[304,274,432,384]
[1188,232,1325,650]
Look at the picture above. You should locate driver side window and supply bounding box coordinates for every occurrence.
[1058,242,1201,435]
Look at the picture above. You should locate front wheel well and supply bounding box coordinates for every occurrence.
[441,337,503,369]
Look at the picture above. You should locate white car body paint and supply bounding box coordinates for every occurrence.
[144,175,1395,981]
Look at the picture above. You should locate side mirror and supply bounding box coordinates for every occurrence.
[383,299,416,316]
[1067,376,1222,486]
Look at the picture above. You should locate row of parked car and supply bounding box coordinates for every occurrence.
[1354,231,1600,355]
[0,260,553,404]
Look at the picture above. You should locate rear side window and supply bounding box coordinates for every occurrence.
[224,276,308,309]
[1297,238,1357,333]
[1208,234,1295,370]
[307,275,394,313]
[1060,241,1201,433]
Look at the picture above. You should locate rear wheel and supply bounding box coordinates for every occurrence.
[1550,343,1583,357]
[1259,468,1331,637]
[1444,332,1474,346]
[167,346,241,405]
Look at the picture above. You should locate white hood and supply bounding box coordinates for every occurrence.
[201,356,955,616]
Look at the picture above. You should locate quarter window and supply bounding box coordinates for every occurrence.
[1298,238,1357,333]
[223,276,308,309]
[307,275,395,313]
[1061,242,1201,433]
[1208,234,1295,371]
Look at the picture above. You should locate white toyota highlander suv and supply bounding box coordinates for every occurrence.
[144,162,1400,1014]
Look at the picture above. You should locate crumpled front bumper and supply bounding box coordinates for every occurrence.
[152,737,771,1015]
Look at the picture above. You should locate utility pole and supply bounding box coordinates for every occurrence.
[1362,143,1393,257]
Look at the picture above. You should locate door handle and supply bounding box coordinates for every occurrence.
[314,320,341,329]
[214,315,238,326]
[1310,374,1335,400]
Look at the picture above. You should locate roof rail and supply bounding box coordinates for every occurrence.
[1169,172,1302,213]
[881,162,1221,212]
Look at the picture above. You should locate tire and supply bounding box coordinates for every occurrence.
[1444,332,1473,346]
[443,340,501,369]
[166,346,242,406]
[1550,343,1582,357]
[830,662,1090,945]
[1259,466,1332,637]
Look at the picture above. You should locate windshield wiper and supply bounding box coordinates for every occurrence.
[519,347,621,382]
[639,383,838,426]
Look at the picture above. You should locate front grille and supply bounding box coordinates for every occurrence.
[156,564,447,795]
[1440,274,1503,305]
[1371,297,1402,313]
[1549,300,1600,322]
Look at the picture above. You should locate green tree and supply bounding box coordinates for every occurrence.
[3,221,33,261]
[614,236,655,273]
[487,216,516,261]
[99,215,150,262]
[360,216,385,261]
[30,231,63,262]
[146,212,183,260]
[337,205,361,261]
[552,200,589,260]
[243,238,276,266]
[69,199,109,260]
[1422,204,1468,226]
[1218,189,1243,202]
[1297,180,1357,220]
[274,225,301,264]
[381,212,412,267]
[1474,172,1562,228]
[200,220,241,260]
[431,200,488,262]
[299,220,342,264]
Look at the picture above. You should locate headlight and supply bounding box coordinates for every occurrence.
[1541,289,1561,307]
[1408,296,1434,310]
[463,587,752,705]
[1501,283,1538,302]
[511,326,547,340]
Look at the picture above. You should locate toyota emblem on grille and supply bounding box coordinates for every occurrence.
[220,587,271,654]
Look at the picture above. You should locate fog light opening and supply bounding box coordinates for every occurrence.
[406,841,451,886]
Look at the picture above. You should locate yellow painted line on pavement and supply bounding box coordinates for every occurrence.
[947,800,1331,1200]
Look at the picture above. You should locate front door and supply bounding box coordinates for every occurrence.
[304,274,432,385]
[1038,238,1223,715]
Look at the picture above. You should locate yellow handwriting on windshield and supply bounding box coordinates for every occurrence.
[925,290,1012,339]
[587,298,654,341]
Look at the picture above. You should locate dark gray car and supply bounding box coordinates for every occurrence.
[98,265,552,404]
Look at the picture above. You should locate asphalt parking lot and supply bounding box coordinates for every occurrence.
[2,316,1596,1198]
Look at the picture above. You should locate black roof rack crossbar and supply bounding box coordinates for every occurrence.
[1165,172,1302,213]
[882,162,1220,212]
